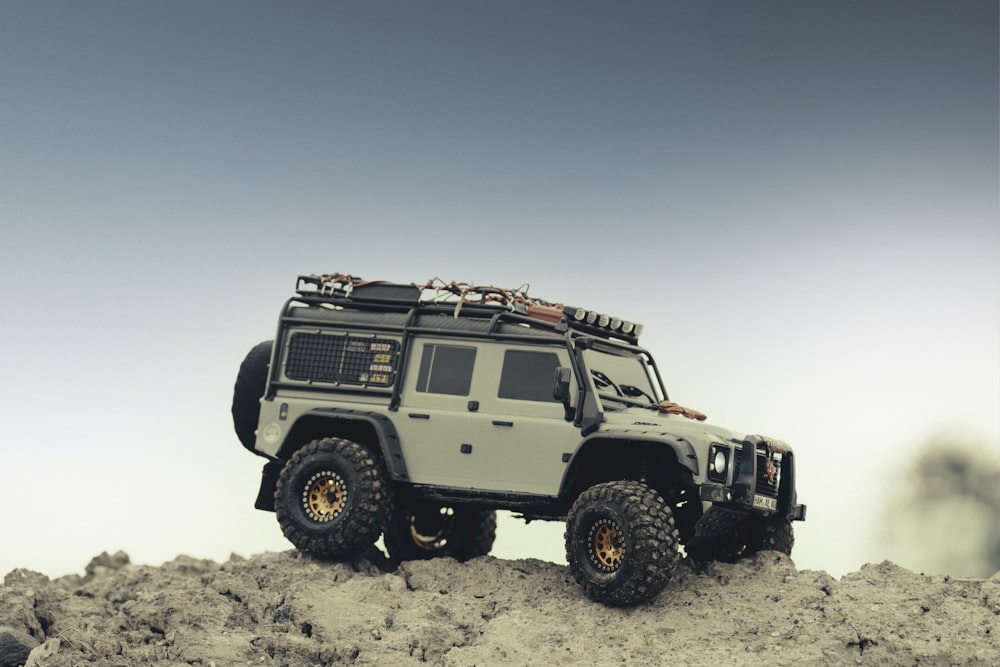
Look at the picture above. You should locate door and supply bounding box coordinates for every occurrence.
[395,339,580,495]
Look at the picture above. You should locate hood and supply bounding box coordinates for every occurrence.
[599,406,745,445]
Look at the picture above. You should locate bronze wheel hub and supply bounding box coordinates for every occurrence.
[409,506,455,551]
[302,470,347,522]
[589,519,624,572]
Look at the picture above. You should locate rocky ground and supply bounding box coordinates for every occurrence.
[1,549,998,666]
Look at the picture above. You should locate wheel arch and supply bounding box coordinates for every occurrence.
[560,436,698,507]
[277,410,407,478]
[255,409,408,512]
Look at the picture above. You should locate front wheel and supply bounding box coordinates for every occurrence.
[749,516,794,555]
[383,504,496,562]
[275,438,392,559]
[565,481,680,606]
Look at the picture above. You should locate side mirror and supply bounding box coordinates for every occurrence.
[553,367,572,403]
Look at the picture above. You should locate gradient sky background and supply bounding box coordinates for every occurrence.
[1,1,997,579]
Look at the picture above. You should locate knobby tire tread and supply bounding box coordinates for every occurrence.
[566,480,680,606]
[275,438,392,560]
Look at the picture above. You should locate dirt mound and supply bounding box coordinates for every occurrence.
[2,550,998,666]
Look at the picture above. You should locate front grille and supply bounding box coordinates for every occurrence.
[286,332,399,387]
[733,447,781,499]
[756,453,780,499]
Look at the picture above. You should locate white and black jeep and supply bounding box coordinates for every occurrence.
[233,273,806,605]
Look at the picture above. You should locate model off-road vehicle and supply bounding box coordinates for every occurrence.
[233,273,806,605]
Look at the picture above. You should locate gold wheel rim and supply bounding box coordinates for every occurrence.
[590,519,624,571]
[303,471,347,522]
[409,525,448,550]
[409,506,455,551]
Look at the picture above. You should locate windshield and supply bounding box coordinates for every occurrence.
[581,346,663,410]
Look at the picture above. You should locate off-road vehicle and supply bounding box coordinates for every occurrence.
[233,273,806,605]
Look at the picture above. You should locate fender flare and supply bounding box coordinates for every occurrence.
[559,432,699,498]
[276,407,410,481]
[255,408,409,513]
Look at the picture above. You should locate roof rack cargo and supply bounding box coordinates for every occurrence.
[294,273,643,343]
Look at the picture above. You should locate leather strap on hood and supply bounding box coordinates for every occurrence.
[657,400,707,421]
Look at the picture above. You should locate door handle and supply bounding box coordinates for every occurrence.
[491,420,514,427]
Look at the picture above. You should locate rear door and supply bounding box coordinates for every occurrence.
[395,339,579,495]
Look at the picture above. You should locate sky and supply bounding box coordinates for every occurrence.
[1,1,997,579]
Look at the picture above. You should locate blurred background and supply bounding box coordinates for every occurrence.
[1,1,997,579]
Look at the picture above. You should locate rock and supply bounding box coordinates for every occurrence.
[2,569,47,588]
[0,626,38,667]
[84,550,130,578]
[1,550,998,666]
[23,638,59,667]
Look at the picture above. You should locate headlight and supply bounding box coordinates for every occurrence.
[708,444,730,483]
[714,449,727,474]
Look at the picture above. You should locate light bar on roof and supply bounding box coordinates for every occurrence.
[563,306,642,339]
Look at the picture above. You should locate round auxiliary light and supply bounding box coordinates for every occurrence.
[570,307,587,321]
[598,314,610,328]
[585,311,598,325]
[713,449,727,475]
[610,317,622,330]
[621,322,635,334]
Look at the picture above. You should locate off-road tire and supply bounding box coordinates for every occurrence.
[684,509,751,564]
[383,504,497,562]
[565,480,680,606]
[750,516,794,555]
[275,438,392,559]
[232,340,273,451]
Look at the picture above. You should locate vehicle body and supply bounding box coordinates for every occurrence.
[233,273,807,605]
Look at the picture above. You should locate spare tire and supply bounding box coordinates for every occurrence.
[232,340,273,451]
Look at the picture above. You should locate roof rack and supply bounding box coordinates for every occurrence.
[295,273,643,343]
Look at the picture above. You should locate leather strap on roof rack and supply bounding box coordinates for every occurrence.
[416,277,562,319]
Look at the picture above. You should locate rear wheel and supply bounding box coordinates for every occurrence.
[383,503,496,562]
[565,481,680,606]
[275,438,392,559]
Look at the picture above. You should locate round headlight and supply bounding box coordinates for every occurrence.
[713,449,727,475]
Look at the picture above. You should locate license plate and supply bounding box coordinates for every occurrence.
[753,495,777,511]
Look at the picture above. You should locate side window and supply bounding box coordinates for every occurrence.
[285,332,399,387]
[415,344,476,396]
[498,349,561,402]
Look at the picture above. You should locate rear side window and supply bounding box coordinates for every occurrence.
[286,333,399,386]
[415,344,476,396]
[498,349,561,402]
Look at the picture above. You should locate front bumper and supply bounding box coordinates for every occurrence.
[700,481,807,520]
[698,438,807,522]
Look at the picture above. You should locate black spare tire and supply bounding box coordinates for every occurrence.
[232,340,273,451]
